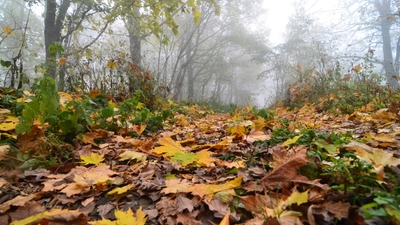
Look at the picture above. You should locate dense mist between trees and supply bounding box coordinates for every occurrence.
[1,0,399,107]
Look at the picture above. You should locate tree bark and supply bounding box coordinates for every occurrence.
[374,0,398,89]
[127,8,142,66]
[44,0,71,80]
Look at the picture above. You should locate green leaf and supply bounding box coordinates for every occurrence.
[101,106,114,118]
[19,159,38,170]
[0,60,11,68]
[313,139,338,154]
[171,152,198,166]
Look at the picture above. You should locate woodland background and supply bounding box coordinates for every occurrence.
[2,0,400,107]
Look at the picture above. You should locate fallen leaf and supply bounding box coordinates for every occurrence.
[189,176,242,202]
[80,152,106,166]
[119,150,147,162]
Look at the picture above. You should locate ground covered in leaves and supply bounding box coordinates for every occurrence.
[1,92,400,224]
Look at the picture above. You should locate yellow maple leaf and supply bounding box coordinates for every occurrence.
[352,65,362,73]
[107,184,135,196]
[189,176,242,202]
[229,124,246,136]
[281,135,302,147]
[252,116,266,131]
[265,189,309,218]
[119,150,147,162]
[2,26,12,35]
[11,209,84,225]
[133,123,147,135]
[0,115,19,132]
[153,137,186,156]
[106,59,117,69]
[90,207,147,225]
[195,149,216,167]
[80,152,106,166]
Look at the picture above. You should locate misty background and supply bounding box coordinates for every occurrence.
[1,0,399,108]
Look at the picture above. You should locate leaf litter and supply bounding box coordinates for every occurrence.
[0,103,400,224]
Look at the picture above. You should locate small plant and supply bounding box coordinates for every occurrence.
[16,76,60,134]
[361,188,400,222]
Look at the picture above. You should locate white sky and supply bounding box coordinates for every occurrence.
[262,0,340,45]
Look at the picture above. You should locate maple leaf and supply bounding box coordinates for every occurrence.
[107,184,136,196]
[171,151,198,166]
[59,56,67,66]
[2,26,12,35]
[80,152,106,166]
[189,176,242,202]
[252,116,266,131]
[0,115,18,132]
[10,208,88,225]
[90,207,147,225]
[262,148,309,190]
[133,123,147,135]
[153,137,186,157]
[0,194,37,214]
[119,150,147,163]
[80,129,110,146]
[265,190,309,218]
[161,179,191,194]
[61,166,116,196]
[195,149,216,167]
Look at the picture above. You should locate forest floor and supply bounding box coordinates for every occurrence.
[0,97,400,225]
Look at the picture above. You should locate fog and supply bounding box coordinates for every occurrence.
[1,0,399,108]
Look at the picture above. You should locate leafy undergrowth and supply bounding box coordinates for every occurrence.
[1,84,400,224]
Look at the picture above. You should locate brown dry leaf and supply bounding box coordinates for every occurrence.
[0,144,9,160]
[10,208,88,225]
[133,123,147,135]
[261,148,309,190]
[61,166,116,197]
[0,194,37,214]
[81,129,110,146]
[325,201,350,219]
[371,133,397,143]
[161,179,191,194]
[210,139,232,152]
[17,125,45,153]
[176,194,195,213]
[246,129,270,144]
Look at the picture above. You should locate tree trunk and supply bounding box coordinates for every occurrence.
[44,0,71,81]
[375,0,398,89]
[127,8,142,66]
